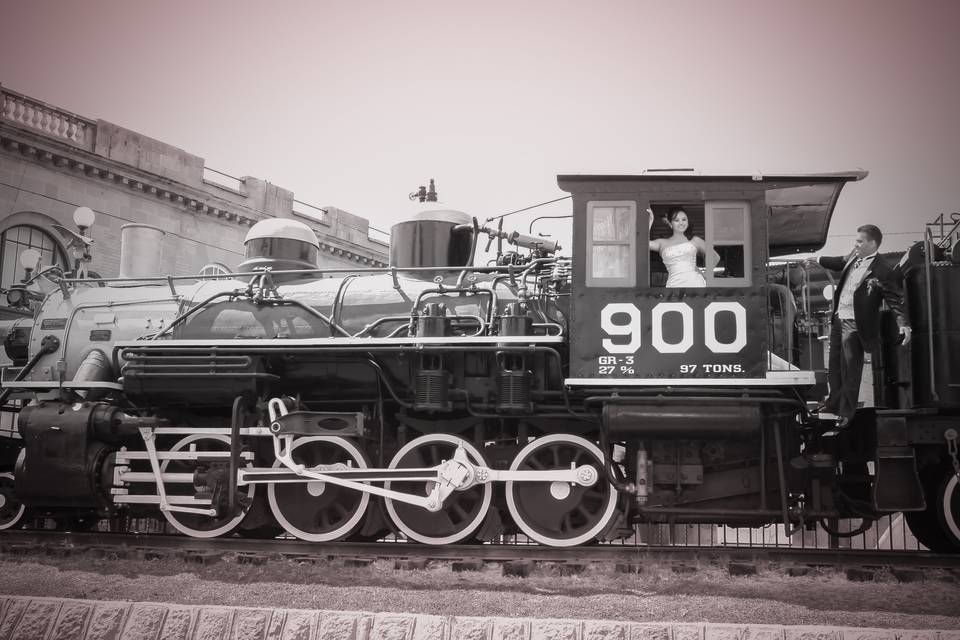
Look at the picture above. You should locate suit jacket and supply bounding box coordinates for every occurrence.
[819,253,908,351]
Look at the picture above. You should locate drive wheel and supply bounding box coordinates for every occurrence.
[905,464,959,553]
[160,434,254,538]
[935,469,960,553]
[267,436,370,542]
[384,434,492,545]
[505,434,617,547]
[0,472,26,531]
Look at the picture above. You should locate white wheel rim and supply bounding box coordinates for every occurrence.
[160,434,254,538]
[384,434,492,545]
[0,472,26,531]
[943,473,960,545]
[505,434,618,547]
[267,436,370,542]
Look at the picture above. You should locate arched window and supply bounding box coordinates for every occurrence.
[199,263,231,279]
[0,225,69,290]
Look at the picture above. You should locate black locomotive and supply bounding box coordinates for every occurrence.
[0,171,957,551]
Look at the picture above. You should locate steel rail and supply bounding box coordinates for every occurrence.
[1,530,957,571]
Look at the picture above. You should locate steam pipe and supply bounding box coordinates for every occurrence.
[152,291,241,339]
[0,335,60,406]
[331,275,358,330]
[59,261,563,285]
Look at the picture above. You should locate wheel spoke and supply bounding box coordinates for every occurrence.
[268,436,370,542]
[0,473,26,531]
[527,457,546,471]
[159,435,253,539]
[506,434,618,547]
[384,434,493,545]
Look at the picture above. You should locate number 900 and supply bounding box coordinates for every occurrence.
[600,302,747,355]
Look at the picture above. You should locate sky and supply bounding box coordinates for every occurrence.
[1,0,958,257]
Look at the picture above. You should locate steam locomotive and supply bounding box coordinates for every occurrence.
[1,171,958,551]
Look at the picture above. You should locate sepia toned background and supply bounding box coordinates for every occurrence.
[0,0,958,257]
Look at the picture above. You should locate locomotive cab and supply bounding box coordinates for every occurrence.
[559,172,864,387]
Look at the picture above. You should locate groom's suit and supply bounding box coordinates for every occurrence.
[818,252,908,419]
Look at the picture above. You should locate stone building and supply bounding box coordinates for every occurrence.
[0,84,389,322]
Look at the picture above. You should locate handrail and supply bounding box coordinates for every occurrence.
[923,228,939,402]
[56,260,560,285]
[925,212,960,249]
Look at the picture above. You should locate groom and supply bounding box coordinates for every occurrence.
[806,225,911,427]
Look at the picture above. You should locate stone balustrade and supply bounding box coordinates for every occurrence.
[0,85,389,266]
[0,88,95,149]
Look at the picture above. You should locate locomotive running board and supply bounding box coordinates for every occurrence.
[117,336,564,348]
[565,371,816,386]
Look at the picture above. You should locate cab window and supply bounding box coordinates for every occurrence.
[586,201,636,287]
[705,201,750,286]
[647,201,751,287]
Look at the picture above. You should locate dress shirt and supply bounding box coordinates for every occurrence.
[836,252,877,320]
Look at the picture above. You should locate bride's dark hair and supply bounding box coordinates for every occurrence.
[667,207,694,240]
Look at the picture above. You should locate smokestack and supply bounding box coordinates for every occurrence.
[119,224,165,278]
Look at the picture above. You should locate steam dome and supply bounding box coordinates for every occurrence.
[390,209,474,271]
[238,218,320,272]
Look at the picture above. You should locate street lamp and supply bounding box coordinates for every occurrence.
[18,248,41,281]
[52,207,97,278]
[73,206,96,234]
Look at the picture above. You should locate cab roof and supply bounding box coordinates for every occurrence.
[557,170,867,255]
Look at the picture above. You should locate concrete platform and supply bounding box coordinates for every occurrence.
[0,596,956,640]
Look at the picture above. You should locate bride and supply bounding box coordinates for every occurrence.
[648,207,717,288]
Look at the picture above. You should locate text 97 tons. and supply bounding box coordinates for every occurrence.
[681,364,744,374]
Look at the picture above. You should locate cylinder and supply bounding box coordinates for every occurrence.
[495,369,532,412]
[119,224,165,278]
[414,369,451,412]
[416,303,449,337]
[497,302,532,336]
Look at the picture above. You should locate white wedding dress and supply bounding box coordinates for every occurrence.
[661,241,706,288]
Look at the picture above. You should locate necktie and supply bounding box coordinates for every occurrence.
[854,257,863,269]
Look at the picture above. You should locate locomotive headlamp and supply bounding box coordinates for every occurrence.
[73,206,96,232]
[5,287,26,307]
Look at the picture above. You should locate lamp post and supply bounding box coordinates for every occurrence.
[18,248,40,283]
[4,249,42,308]
[70,207,96,278]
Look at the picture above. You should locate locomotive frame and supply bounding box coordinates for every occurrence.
[0,171,958,552]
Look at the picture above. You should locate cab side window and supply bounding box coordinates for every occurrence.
[586,201,636,287]
[705,201,751,286]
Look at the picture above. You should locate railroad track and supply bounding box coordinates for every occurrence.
[1,530,958,579]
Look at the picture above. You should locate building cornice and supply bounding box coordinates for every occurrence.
[0,87,389,267]
[0,123,263,227]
